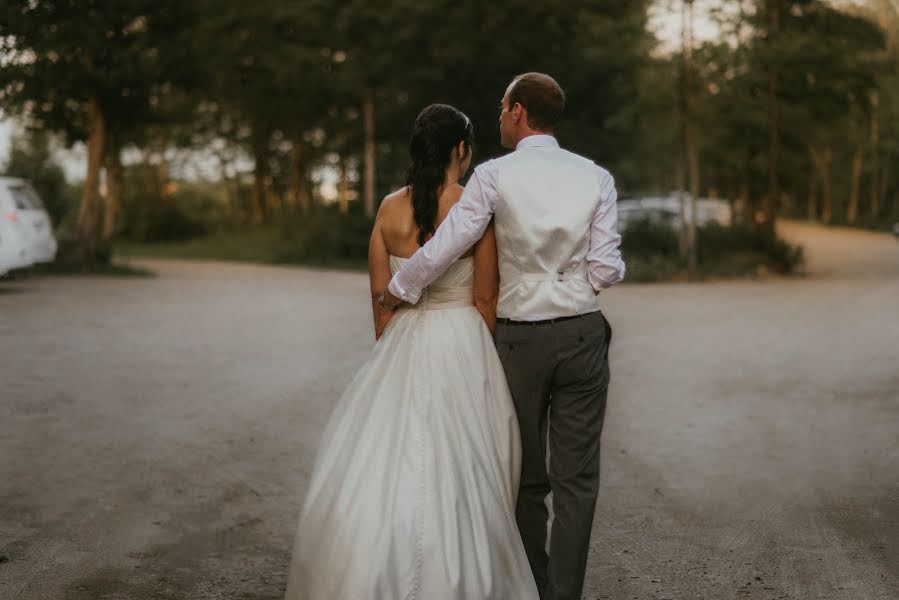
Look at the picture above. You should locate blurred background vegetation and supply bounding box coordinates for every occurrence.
[1,0,897,278]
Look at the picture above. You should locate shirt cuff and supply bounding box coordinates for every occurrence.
[588,261,626,291]
[388,276,422,304]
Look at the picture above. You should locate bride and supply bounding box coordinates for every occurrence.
[284,104,538,600]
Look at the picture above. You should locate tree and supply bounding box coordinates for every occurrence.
[691,1,890,228]
[0,0,200,262]
[197,0,335,223]
[680,0,699,275]
[2,129,68,226]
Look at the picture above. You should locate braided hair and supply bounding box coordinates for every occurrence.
[406,104,474,246]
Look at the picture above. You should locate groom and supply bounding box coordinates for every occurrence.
[382,72,625,600]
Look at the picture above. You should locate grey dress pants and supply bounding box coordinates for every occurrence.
[495,310,612,600]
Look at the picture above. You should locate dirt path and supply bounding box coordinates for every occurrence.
[1,222,897,599]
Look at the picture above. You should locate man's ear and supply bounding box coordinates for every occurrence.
[512,102,524,124]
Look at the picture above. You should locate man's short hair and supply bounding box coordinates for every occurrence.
[509,73,566,131]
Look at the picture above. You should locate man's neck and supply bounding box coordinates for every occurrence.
[514,132,557,150]
[516,131,554,144]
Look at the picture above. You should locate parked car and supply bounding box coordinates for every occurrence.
[617,193,732,231]
[0,177,57,272]
[0,215,32,276]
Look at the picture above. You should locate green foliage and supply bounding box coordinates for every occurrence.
[697,223,803,275]
[620,219,802,281]
[621,219,681,258]
[119,206,373,270]
[117,229,287,264]
[687,0,894,227]
[3,0,898,270]
[2,130,69,226]
[275,206,372,266]
[117,171,215,242]
[0,1,200,143]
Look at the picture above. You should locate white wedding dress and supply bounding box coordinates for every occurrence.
[285,256,539,600]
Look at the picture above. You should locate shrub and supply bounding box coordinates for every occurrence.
[698,223,803,275]
[621,218,680,258]
[119,188,209,242]
[274,205,373,267]
[620,219,803,280]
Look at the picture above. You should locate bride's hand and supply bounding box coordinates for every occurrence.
[375,305,397,340]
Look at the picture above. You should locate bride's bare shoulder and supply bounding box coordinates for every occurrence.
[378,186,412,218]
[380,186,409,212]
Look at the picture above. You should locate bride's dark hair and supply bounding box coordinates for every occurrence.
[406,104,474,246]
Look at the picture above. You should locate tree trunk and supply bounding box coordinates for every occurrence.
[880,152,890,224]
[681,0,698,276]
[78,98,106,263]
[727,166,737,226]
[870,173,881,220]
[156,134,169,196]
[821,158,833,224]
[847,144,863,226]
[870,91,881,219]
[338,155,350,216]
[676,160,687,258]
[807,166,818,222]
[740,167,751,226]
[253,138,269,225]
[215,153,236,218]
[686,129,699,275]
[288,137,311,213]
[102,145,123,242]
[764,0,782,231]
[265,188,278,218]
[809,146,833,224]
[363,85,376,219]
[141,148,156,194]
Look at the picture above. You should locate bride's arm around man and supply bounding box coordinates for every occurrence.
[382,73,624,312]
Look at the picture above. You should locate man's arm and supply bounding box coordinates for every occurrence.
[387,163,498,304]
[586,170,626,293]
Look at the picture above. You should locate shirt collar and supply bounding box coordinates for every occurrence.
[515,134,559,151]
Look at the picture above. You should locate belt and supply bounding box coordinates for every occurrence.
[496,314,585,326]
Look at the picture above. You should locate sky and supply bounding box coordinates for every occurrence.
[648,0,734,54]
[0,2,735,183]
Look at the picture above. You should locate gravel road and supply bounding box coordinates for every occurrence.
[1,221,897,599]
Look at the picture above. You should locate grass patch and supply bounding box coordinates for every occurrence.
[116,224,369,272]
[117,205,373,271]
[116,228,285,263]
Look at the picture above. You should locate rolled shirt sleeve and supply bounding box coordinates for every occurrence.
[586,169,626,291]
[388,163,498,304]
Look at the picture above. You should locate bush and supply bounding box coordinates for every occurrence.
[621,218,680,258]
[620,219,803,281]
[698,223,803,275]
[118,204,374,270]
[119,187,209,242]
[119,208,804,281]
[274,205,373,267]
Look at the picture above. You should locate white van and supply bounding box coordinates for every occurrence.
[0,177,57,273]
